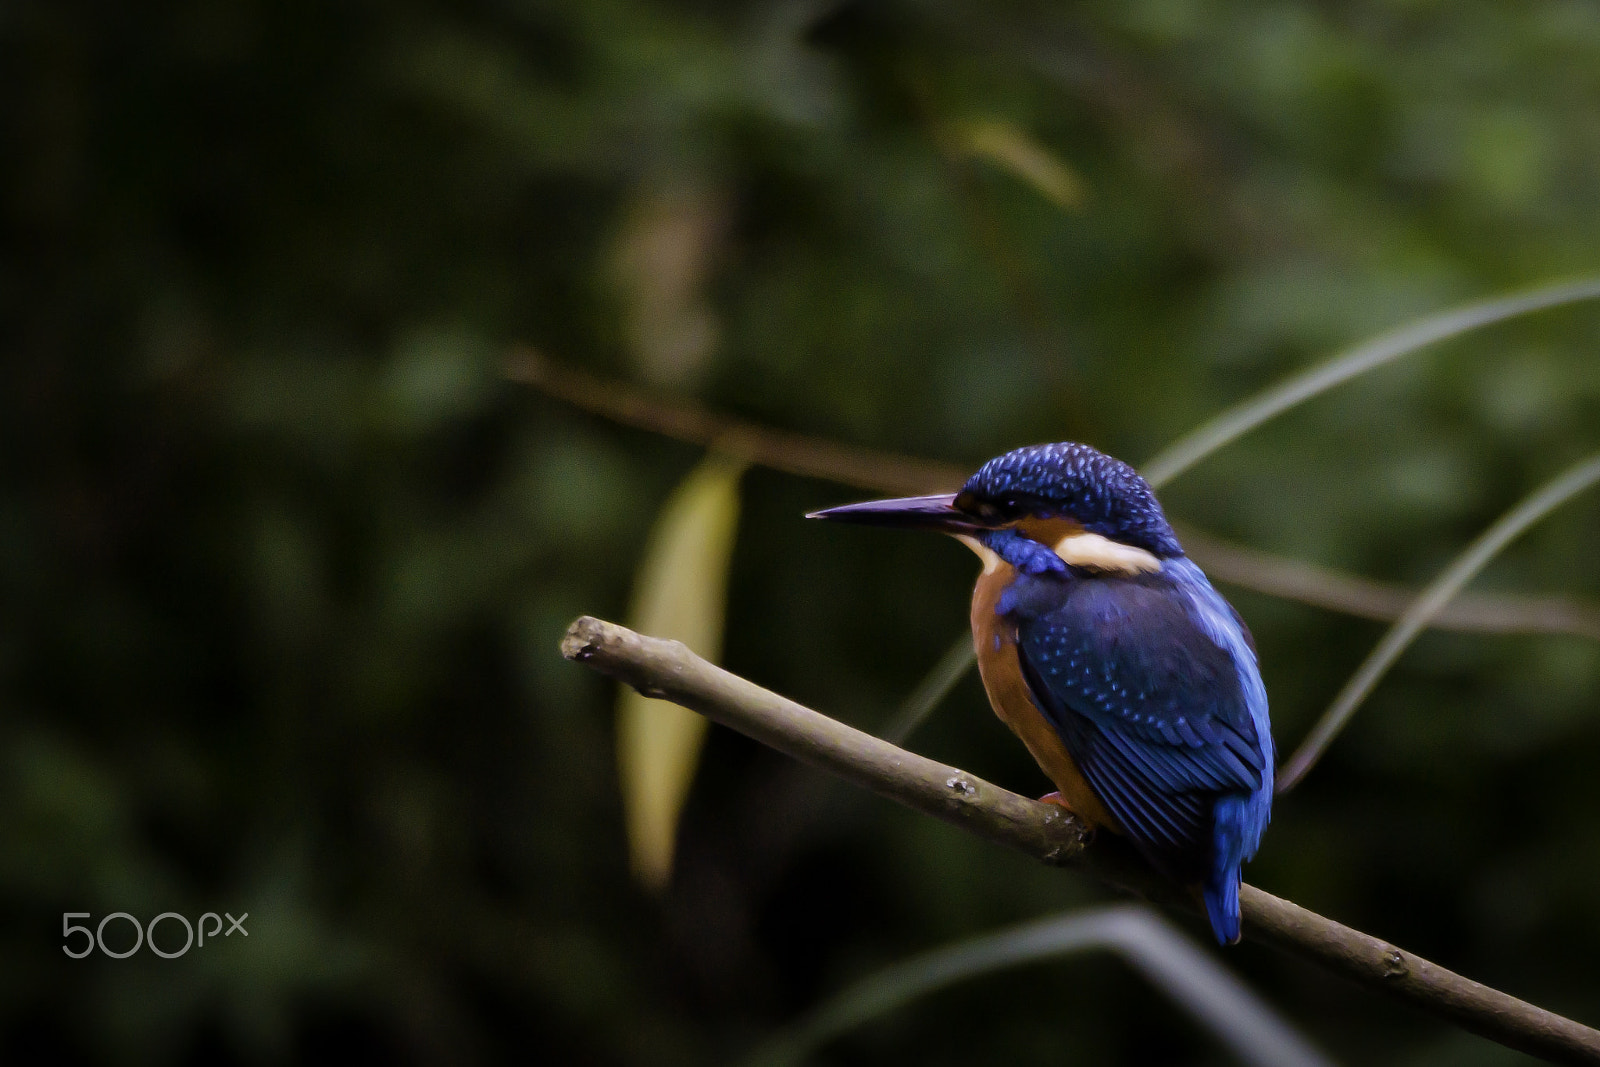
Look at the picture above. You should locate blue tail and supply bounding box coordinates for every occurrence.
[1203,866,1242,945]
[1205,792,1266,945]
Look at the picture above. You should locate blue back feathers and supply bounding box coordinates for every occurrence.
[967,443,1273,945]
[961,442,1185,558]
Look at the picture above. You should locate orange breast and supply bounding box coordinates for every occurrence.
[970,562,1121,833]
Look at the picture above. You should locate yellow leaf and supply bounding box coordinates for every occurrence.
[954,119,1088,212]
[616,452,747,890]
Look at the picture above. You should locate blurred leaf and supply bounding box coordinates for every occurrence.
[742,905,1330,1067]
[375,329,499,435]
[617,452,748,890]
[951,118,1087,211]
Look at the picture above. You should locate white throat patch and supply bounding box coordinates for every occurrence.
[1052,531,1162,574]
[954,534,1003,574]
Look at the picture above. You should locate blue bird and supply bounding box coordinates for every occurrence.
[810,442,1273,944]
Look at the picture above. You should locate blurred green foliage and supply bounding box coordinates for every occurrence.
[5,0,1600,1063]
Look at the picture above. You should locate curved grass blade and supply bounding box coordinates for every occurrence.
[1278,451,1600,793]
[880,634,977,745]
[616,452,748,889]
[1141,275,1600,489]
[742,905,1330,1067]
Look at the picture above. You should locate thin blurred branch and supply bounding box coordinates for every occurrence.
[507,346,960,494]
[562,615,1600,1066]
[509,348,1600,641]
[1178,527,1600,642]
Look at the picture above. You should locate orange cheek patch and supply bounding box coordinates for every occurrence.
[1012,516,1085,544]
[969,560,1121,833]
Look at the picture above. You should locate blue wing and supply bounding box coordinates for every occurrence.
[1005,568,1269,883]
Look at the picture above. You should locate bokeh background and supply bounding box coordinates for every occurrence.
[6,1,1600,1063]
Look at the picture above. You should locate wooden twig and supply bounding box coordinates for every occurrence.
[509,349,1600,641]
[561,615,1600,1066]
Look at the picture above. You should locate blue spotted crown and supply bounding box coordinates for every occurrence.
[961,442,1184,558]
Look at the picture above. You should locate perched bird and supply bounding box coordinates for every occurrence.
[810,442,1273,944]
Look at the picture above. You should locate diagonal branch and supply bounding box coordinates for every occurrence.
[510,349,1600,641]
[507,346,960,497]
[1175,527,1600,641]
[561,615,1600,1066]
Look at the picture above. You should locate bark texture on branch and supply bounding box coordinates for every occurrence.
[561,615,1600,1066]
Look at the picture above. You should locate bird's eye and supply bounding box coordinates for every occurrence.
[954,491,981,514]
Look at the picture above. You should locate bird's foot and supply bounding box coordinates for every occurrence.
[1037,791,1075,812]
[1036,791,1095,843]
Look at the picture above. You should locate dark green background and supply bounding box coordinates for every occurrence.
[5,1,1600,1063]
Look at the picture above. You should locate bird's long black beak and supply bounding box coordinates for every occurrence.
[806,493,977,533]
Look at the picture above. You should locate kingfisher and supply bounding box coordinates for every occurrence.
[810,442,1273,944]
